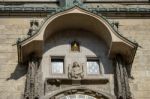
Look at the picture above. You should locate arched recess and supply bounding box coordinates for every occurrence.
[19,6,138,99]
[17,6,137,67]
[40,86,115,99]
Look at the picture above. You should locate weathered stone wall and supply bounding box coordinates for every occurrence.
[0,18,43,99]
[0,18,150,99]
[115,19,150,99]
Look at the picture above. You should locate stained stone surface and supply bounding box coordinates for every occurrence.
[115,19,150,99]
[0,17,150,99]
[0,18,43,99]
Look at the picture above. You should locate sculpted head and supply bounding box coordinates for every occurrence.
[73,62,79,67]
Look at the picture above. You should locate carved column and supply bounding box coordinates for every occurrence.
[114,55,131,99]
[24,56,40,99]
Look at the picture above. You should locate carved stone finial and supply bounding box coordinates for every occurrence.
[68,62,84,79]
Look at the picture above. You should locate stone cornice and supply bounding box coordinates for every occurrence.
[0,6,150,17]
[0,0,149,3]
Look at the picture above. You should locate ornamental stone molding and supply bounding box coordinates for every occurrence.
[41,86,115,99]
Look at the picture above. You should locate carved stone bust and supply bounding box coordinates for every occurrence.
[28,20,39,36]
[68,62,84,79]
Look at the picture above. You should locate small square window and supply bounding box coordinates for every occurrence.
[87,58,100,75]
[51,57,64,74]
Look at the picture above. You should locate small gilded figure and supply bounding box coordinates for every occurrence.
[71,41,80,52]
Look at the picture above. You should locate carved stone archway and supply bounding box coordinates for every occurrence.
[40,87,115,99]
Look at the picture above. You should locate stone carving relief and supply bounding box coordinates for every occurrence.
[26,58,111,98]
[68,62,84,79]
[28,20,39,36]
[111,21,119,31]
[114,55,131,99]
[45,79,61,94]
[24,55,42,99]
[50,88,109,99]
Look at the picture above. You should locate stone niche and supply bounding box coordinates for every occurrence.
[18,7,137,99]
[42,30,114,98]
[43,30,113,77]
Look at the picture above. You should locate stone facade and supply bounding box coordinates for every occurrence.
[0,18,150,99]
[0,0,150,99]
[0,18,43,99]
[117,19,150,99]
